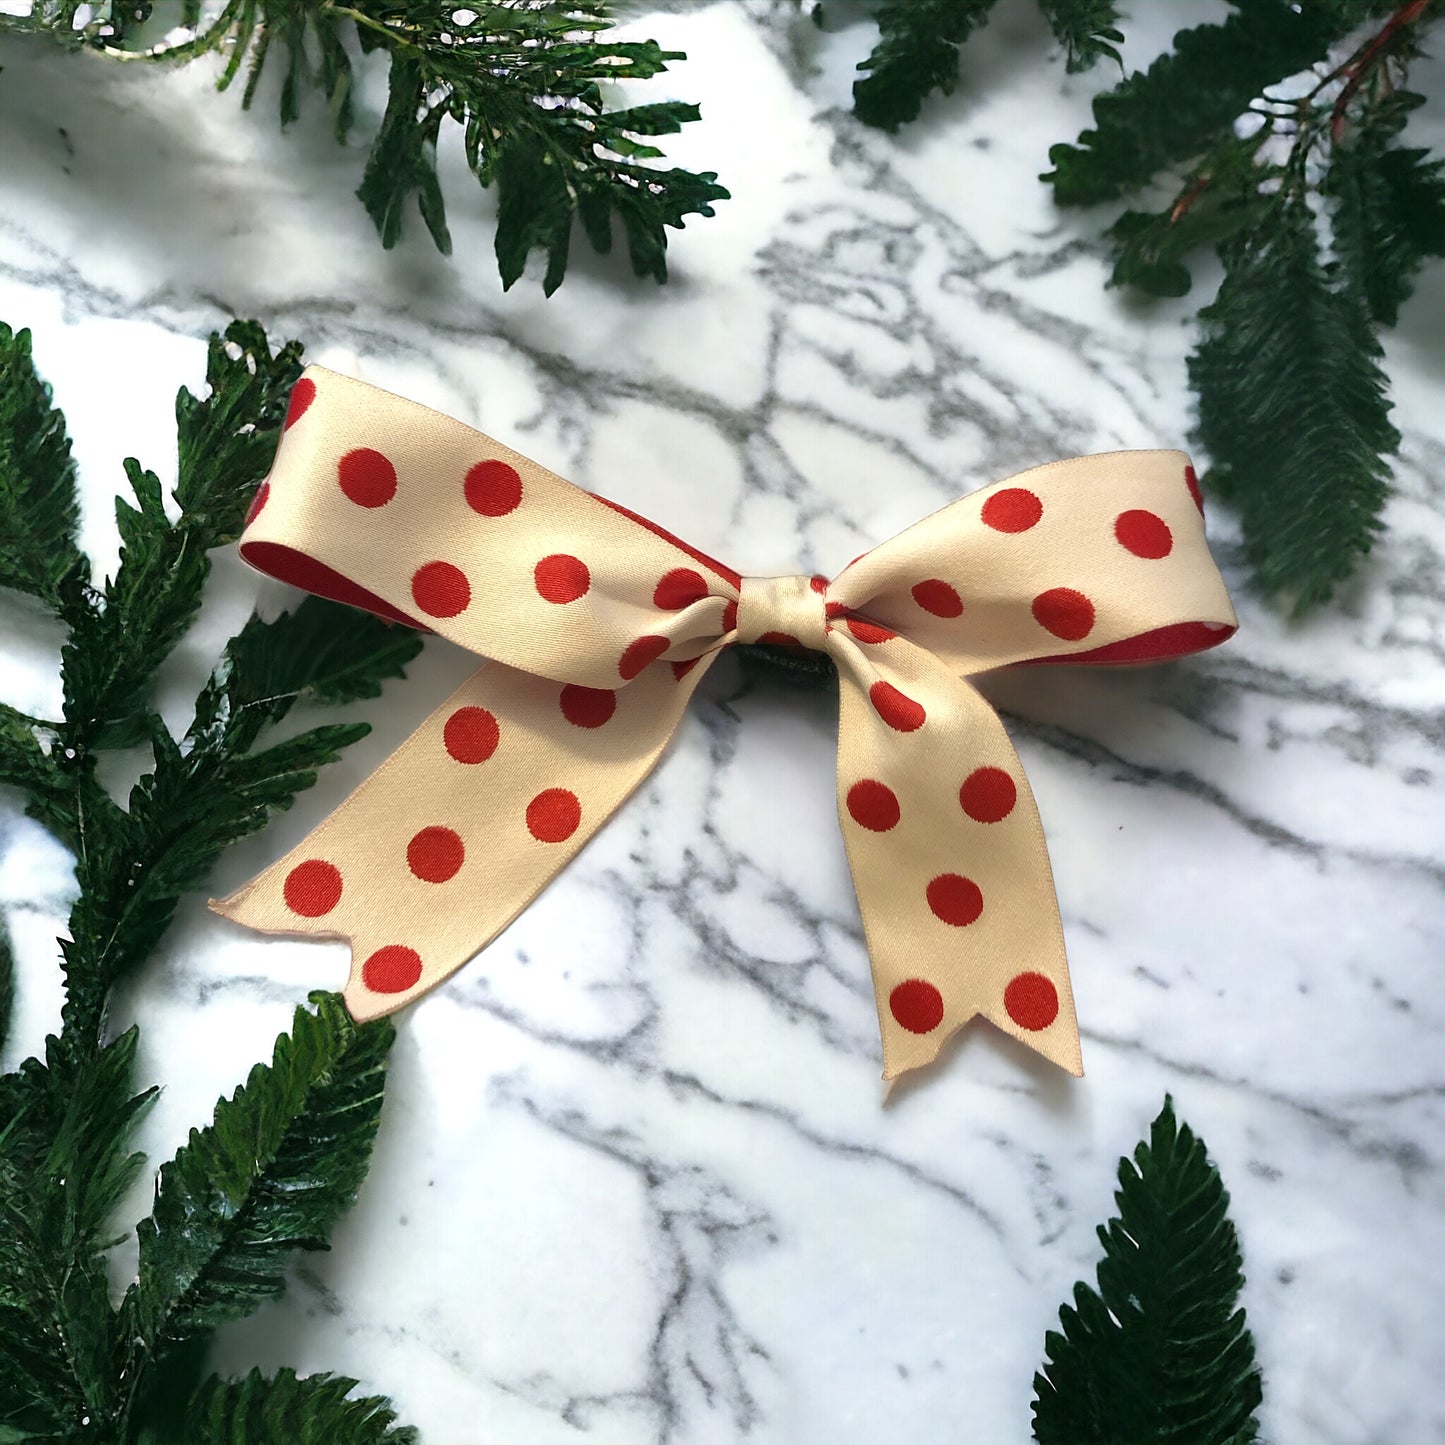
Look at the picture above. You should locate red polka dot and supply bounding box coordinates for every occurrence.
[412,561,471,618]
[927,874,984,927]
[1032,587,1095,641]
[654,568,709,610]
[890,979,944,1034]
[244,481,270,525]
[362,944,423,994]
[465,459,523,516]
[809,574,828,594]
[561,685,616,728]
[959,766,1016,823]
[444,706,499,763]
[672,657,701,681]
[620,634,670,679]
[846,616,896,644]
[535,553,591,604]
[338,448,398,508]
[1115,509,1173,559]
[721,599,738,633]
[407,826,465,883]
[824,600,848,620]
[339,447,401,511]
[527,788,581,843]
[981,487,1043,533]
[846,779,900,832]
[869,681,926,732]
[284,377,316,430]
[1004,971,1059,1031]
[912,579,963,618]
[1185,463,1204,514]
[757,631,802,649]
[284,859,342,917]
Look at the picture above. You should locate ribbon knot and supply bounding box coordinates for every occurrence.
[212,367,1237,1086]
[736,574,831,652]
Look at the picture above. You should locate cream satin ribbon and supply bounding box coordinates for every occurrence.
[212,367,1236,1081]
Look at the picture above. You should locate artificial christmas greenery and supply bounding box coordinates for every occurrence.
[1033,1096,1262,1445]
[0,319,422,1441]
[2,1,728,295]
[849,0,1123,130]
[839,0,1445,611]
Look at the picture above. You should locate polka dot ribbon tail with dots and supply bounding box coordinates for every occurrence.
[211,367,1237,1082]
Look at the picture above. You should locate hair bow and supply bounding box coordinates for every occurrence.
[212,367,1236,1081]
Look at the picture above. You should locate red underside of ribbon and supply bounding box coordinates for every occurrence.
[1015,619,1237,666]
[240,541,425,629]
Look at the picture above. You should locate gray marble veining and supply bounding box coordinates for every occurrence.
[2,3,1443,1441]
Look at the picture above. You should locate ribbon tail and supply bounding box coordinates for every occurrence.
[211,653,715,1022]
[830,634,1082,1081]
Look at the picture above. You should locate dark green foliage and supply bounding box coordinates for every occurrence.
[1191,192,1398,611]
[0,915,11,1052]
[1043,0,1340,206]
[6,1,728,294]
[1033,1097,1262,1445]
[0,323,82,609]
[853,0,1003,132]
[1037,0,1123,73]
[57,322,303,761]
[186,1368,419,1445]
[0,1030,156,1436]
[0,322,417,1441]
[129,994,393,1348]
[1034,0,1441,609]
[1328,89,1445,325]
[1104,137,1276,298]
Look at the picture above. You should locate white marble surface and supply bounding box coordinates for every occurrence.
[3,3,1444,1441]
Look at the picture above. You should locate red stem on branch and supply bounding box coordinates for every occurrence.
[1169,172,1211,225]
[1331,0,1433,140]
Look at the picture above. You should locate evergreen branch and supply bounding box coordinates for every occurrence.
[57,713,371,1044]
[0,914,11,1058]
[5,1,728,293]
[0,1031,156,1436]
[127,994,393,1351]
[0,323,417,1441]
[0,323,83,611]
[57,323,302,764]
[1104,136,1277,298]
[1190,189,1399,611]
[1327,89,1445,325]
[185,1368,419,1444]
[1329,0,1432,137]
[1043,0,1345,205]
[188,598,424,758]
[1036,0,1124,74]
[0,703,70,843]
[853,0,1003,132]
[1033,1097,1262,1445]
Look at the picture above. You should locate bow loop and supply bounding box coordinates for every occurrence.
[239,368,740,690]
[214,367,1238,1087]
[834,452,1234,676]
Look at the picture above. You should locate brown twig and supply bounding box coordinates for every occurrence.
[1331,0,1434,140]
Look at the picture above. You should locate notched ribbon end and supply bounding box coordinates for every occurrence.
[880,1011,1084,1083]
[210,889,415,1027]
